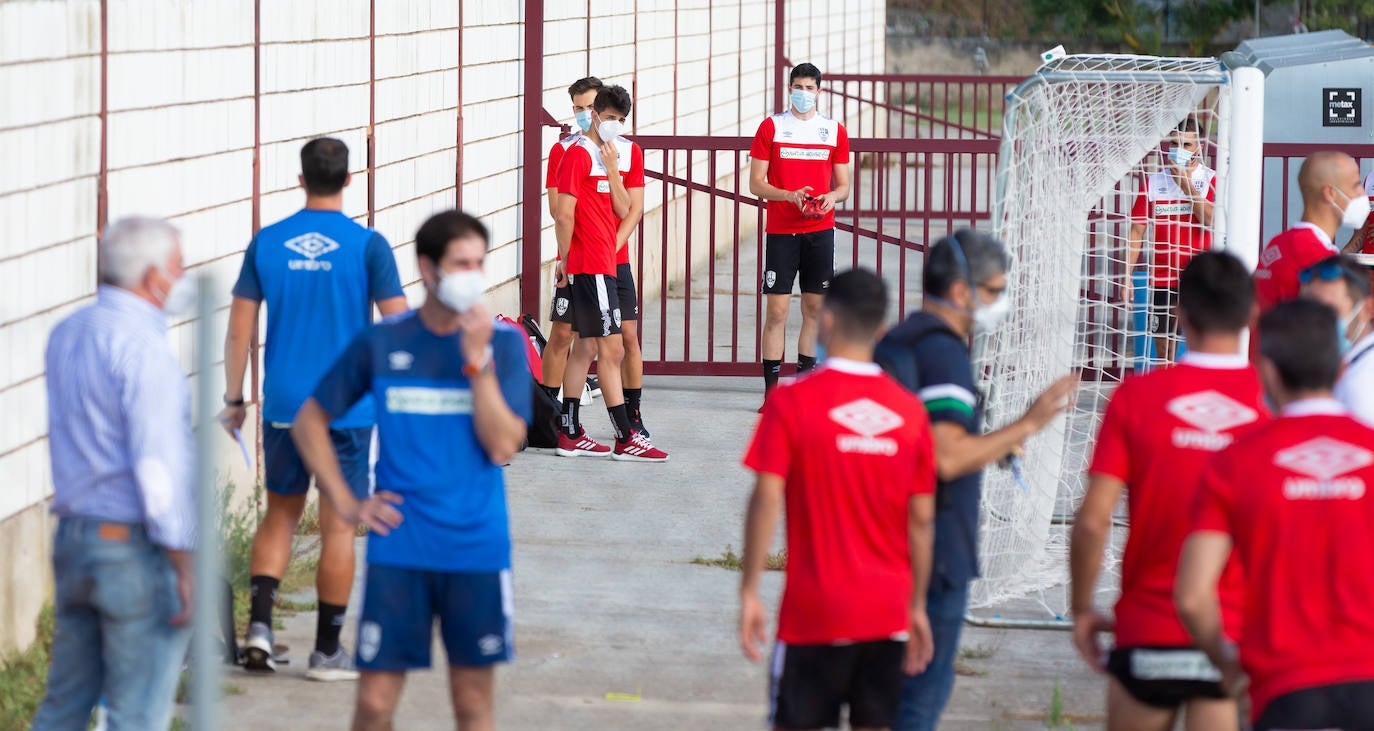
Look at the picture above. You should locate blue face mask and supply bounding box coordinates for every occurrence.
[574,110,593,132]
[790,89,816,114]
[1167,146,1193,166]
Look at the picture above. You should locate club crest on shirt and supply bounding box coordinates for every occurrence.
[1275,437,1373,500]
[1165,390,1258,450]
[388,350,414,371]
[818,127,829,143]
[284,232,339,271]
[829,398,904,456]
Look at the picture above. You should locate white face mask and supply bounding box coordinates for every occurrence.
[436,268,486,313]
[1335,188,1373,229]
[598,119,623,140]
[973,293,1011,334]
[159,272,197,316]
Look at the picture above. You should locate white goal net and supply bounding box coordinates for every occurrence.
[970,55,1236,621]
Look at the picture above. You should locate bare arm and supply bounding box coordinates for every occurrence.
[457,306,527,465]
[601,142,632,219]
[218,296,260,433]
[1345,224,1368,254]
[905,493,936,674]
[615,187,645,254]
[376,296,408,317]
[749,158,810,208]
[1124,222,1146,299]
[738,472,784,662]
[1069,473,1125,670]
[546,187,559,219]
[1175,531,1236,672]
[815,162,852,213]
[930,373,1075,482]
[555,193,577,285]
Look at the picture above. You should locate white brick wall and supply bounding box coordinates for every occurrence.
[0,0,885,530]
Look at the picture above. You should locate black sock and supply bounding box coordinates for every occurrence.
[609,403,634,441]
[797,353,817,373]
[315,602,347,656]
[763,359,782,390]
[624,387,642,418]
[541,384,560,400]
[249,575,280,627]
[561,397,581,437]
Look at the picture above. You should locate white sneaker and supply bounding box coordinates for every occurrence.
[305,649,360,682]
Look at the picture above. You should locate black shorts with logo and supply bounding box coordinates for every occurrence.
[616,262,639,322]
[763,229,835,295]
[567,273,621,338]
[549,283,573,325]
[769,639,905,729]
[1255,680,1374,730]
[1106,647,1227,709]
[1149,286,1180,336]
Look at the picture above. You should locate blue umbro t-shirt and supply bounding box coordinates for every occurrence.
[232,209,404,428]
[312,312,533,572]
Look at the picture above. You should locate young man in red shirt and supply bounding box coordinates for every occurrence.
[749,62,852,407]
[1124,119,1216,364]
[1340,171,1374,255]
[542,76,602,401]
[739,268,936,731]
[553,85,666,461]
[1071,251,1268,730]
[1178,298,1374,730]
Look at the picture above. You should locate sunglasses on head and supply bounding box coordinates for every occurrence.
[1298,261,1345,284]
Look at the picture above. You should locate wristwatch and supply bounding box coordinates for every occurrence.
[223,395,246,407]
[462,346,494,377]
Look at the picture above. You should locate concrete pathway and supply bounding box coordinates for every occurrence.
[209,376,1106,730]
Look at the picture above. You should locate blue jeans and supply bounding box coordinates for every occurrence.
[31,517,190,731]
[894,582,970,731]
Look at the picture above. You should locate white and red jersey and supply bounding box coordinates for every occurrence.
[1254,223,1338,312]
[1089,352,1268,649]
[750,111,851,235]
[556,135,644,275]
[743,359,935,645]
[549,132,633,266]
[1359,172,1374,257]
[1130,166,1216,288]
[1193,399,1374,722]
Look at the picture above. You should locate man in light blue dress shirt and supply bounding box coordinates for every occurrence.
[32,217,198,731]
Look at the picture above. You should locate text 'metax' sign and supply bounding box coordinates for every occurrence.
[1324,88,1362,127]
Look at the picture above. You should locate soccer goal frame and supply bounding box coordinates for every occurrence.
[963,54,1265,630]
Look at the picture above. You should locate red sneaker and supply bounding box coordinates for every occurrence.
[612,431,670,462]
[556,429,611,457]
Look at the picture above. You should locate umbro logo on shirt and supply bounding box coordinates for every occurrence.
[829,398,904,456]
[284,232,340,271]
[1275,437,1373,500]
[1166,391,1258,450]
[388,350,414,371]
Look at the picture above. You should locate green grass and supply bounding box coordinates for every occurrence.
[690,545,787,571]
[959,642,998,660]
[0,605,55,730]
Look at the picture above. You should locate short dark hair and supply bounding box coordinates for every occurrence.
[568,76,603,98]
[415,210,490,265]
[1176,117,1201,135]
[1259,299,1342,393]
[300,137,350,196]
[1178,251,1253,334]
[1303,254,1372,302]
[825,268,888,339]
[923,229,1009,299]
[789,62,822,86]
[594,85,632,117]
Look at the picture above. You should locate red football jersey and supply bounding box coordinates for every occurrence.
[1089,352,1268,648]
[1360,172,1374,257]
[743,359,936,645]
[548,133,633,266]
[750,112,851,235]
[556,136,644,275]
[1129,166,1216,288]
[1254,223,1338,313]
[1193,399,1374,721]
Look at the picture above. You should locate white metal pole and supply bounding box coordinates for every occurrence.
[192,275,222,730]
[1223,66,1265,272]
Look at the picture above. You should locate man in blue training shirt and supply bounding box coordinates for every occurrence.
[292,209,531,730]
[878,230,1075,731]
[220,137,407,679]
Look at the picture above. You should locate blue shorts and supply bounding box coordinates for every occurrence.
[355,564,514,671]
[263,424,372,499]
